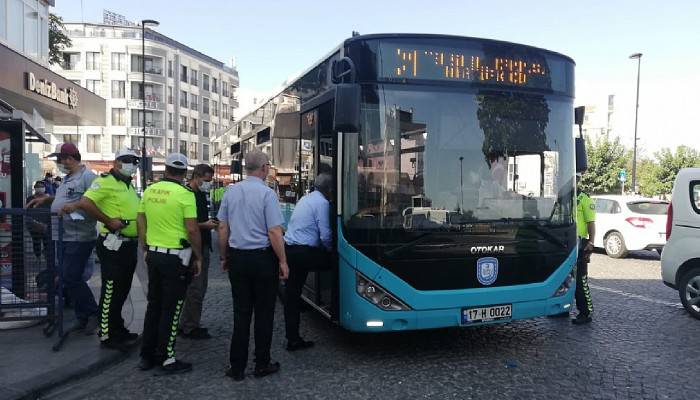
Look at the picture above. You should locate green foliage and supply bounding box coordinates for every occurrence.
[579,134,629,194]
[638,146,700,197]
[48,13,71,66]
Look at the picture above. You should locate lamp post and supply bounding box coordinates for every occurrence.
[141,19,159,190]
[459,156,464,213]
[629,52,642,193]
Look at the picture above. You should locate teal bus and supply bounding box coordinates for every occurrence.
[226,34,577,331]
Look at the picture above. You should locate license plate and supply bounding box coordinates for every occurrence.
[461,304,512,324]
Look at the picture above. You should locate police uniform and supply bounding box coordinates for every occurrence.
[138,155,197,371]
[575,191,596,320]
[83,164,140,345]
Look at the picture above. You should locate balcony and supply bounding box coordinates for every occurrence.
[128,96,165,111]
[129,126,165,137]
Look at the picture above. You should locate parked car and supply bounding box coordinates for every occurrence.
[661,168,700,320]
[591,195,668,258]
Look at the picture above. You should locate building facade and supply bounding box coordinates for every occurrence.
[0,0,51,66]
[51,20,239,171]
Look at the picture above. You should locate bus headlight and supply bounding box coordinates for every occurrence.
[553,271,575,297]
[356,272,411,311]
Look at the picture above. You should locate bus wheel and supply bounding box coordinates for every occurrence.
[679,267,700,320]
[604,231,628,258]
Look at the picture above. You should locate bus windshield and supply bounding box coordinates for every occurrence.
[342,85,575,232]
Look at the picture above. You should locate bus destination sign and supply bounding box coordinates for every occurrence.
[382,43,551,89]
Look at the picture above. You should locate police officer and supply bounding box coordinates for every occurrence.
[283,173,333,351]
[137,153,202,375]
[574,179,596,325]
[73,148,141,350]
[217,150,289,382]
[179,164,217,339]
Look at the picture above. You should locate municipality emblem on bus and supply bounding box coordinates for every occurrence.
[476,257,499,286]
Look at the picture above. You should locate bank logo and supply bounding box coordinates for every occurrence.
[476,257,499,286]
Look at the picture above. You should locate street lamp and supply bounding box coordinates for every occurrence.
[459,156,464,213]
[141,19,159,190]
[629,52,642,193]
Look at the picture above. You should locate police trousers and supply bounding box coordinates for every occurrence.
[95,236,137,341]
[140,251,191,364]
[227,248,278,372]
[284,244,330,341]
[575,238,594,317]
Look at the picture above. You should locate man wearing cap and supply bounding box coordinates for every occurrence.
[29,143,100,333]
[65,148,141,350]
[218,150,289,382]
[137,153,202,375]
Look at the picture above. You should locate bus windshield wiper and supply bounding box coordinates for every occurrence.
[384,233,434,257]
[521,221,567,249]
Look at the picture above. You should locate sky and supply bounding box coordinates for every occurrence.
[54,0,700,158]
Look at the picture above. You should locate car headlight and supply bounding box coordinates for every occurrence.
[552,270,575,297]
[356,272,411,311]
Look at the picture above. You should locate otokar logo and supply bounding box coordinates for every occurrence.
[470,245,505,255]
[476,257,499,286]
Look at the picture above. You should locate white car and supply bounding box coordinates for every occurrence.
[591,195,668,258]
[661,168,700,319]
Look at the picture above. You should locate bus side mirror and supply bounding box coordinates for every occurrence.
[334,84,361,133]
[575,136,588,173]
[574,106,585,126]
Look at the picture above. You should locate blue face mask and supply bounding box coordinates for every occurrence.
[119,163,137,177]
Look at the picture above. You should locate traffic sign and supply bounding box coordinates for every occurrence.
[619,170,627,182]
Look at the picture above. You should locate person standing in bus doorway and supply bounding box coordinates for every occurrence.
[179,164,218,340]
[574,176,596,325]
[217,150,289,382]
[137,153,202,375]
[283,173,333,351]
[66,148,141,351]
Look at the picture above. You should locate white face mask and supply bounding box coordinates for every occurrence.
[199,181,212,192]
[57,164,70,175]
[34,188,45,195]
[119,163,137,177]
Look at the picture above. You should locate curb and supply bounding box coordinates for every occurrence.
[6,339,140,400]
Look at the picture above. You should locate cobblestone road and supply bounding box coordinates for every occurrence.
[42,250,699,400]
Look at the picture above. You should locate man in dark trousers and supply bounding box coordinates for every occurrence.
[137,153,202,375]
[70,148,141,351]
[283,173,333,351]
[217,150,289,382]
[179,164,218,339]
[574,178,596,325]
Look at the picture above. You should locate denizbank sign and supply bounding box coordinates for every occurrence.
[25,72,78,109]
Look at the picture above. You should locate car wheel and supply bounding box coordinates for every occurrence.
[679,267,700,320]
[604,231,628,258]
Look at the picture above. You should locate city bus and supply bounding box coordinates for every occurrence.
[223,34,578,331]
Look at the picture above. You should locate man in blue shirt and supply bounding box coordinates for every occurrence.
[283,173,333,351]
[217,150,289,382]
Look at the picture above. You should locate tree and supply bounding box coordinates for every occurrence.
[48,13,71,66]
[643,146,700,197]
[578,134,629,194]
[637,158,664,197]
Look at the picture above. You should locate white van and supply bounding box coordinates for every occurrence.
[661,167,700,319]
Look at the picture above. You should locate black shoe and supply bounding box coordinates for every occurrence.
[286,339,315,352]
[100,338,130,352]
[254,361,280,378]
[138,357,155,371]
[572,314,592,325]
[180,327,212,340]
[156,360,193,375]
[225,367,245,382]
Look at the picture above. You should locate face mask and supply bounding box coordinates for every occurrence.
[34,188,45,195]
[199,181,212,192]
[57,164,70,175]
[119,163,137,176]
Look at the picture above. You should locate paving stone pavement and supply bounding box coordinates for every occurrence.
[40,250,699,400]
